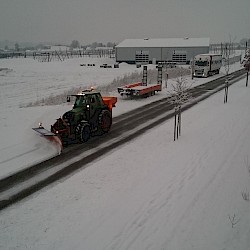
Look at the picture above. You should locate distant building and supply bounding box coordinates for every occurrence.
[115,37,210,64]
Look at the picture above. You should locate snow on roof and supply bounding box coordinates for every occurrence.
[95,47,114,50]
[195,53,222,56]
[116,37,210,48]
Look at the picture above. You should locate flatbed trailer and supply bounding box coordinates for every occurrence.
[118,83,161,97]
[117,65,163,97]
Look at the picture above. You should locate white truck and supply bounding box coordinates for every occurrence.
[193,54,222,77]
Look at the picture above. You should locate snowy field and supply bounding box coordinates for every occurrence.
[0,56,249,249]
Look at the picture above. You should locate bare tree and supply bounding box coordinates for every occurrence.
[222,43,231,103]
[244,156,250,176]
[168,69,192,141]
[228,214,240,228]
[241,189,250,201]
[242,45,250,87]
[70,40,80,49]
[15,42,20,51]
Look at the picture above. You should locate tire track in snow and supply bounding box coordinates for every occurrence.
[0,147,40,165]
[104,185,176,250]
[161,93,250,249]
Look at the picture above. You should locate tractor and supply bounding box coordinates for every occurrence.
[33,89,117,148]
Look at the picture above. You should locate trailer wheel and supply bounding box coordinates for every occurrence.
[99,110,111,133]
[76,122,91,143]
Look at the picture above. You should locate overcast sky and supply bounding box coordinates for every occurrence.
[1,0,249,45]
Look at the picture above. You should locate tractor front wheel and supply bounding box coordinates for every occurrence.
[76,122,91,143]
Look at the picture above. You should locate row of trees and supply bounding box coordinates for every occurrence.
[2,41,116,52]
[69,40,116,49]
[4,43,20,51]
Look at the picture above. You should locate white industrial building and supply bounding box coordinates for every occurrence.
[115,37,210,65]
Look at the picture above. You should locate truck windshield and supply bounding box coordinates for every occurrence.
[195,61,208,66]
[74,95,87,108]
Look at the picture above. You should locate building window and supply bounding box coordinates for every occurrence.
[135,51,149,63]
[172,54,187,63]
[172,50,187,63]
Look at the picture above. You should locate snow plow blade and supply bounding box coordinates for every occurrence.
[32,127,63,153]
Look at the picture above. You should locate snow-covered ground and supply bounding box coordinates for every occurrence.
[0,56,242,179]
[0,55,249,250]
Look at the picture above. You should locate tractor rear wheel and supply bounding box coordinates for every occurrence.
[99,110,112,133]
[76,122,91,143]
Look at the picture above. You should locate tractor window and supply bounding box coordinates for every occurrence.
[74,96,87,108]
[95,93,104,106]
[90,96,96,103]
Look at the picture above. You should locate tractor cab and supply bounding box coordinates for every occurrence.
[68,89,104,106]
[67,90,106,120]
[73,95,88,108]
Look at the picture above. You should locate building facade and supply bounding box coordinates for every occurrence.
[115,37,210,65]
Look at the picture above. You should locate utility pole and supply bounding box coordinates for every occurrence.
[191,58,194,80]
[245,42,249,87]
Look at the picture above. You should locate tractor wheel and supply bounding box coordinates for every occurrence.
[76,122,91,143]
[99,110,112,133]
